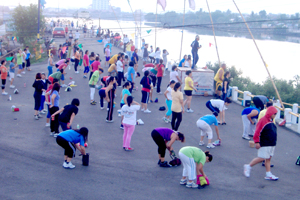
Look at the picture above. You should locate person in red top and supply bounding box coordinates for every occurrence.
[65,25,68,34]
[0,60,8,95]
[57,59,69,87]
[83,50,89,78]
[89,56,102,80]
[156,59,165,94]
[45,78,59,127]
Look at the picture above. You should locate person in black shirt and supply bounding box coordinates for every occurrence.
[32,73,46,120]
[222,71,230,100]
[191,35,201,69]
[51,98,80,131]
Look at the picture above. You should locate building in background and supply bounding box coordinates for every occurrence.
[92,0,110,11]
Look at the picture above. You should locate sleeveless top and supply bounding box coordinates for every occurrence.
[214,68,224,82]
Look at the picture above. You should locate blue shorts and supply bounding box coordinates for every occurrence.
[84,66,90,73]
[18,64,23,69]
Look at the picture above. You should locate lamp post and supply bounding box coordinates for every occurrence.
[37,0,41,40]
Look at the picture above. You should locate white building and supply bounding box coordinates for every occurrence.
[92,0,110,11]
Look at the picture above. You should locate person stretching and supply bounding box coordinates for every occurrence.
[179,147,212,188]
[206,98,231,125]
[121,96,140,151]
[241,107,260,140]
[151,127,185,167]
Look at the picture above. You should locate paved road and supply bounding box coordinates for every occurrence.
[0,36,299,200]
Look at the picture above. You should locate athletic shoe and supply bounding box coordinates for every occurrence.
[90,101,97,105]
[242,136,251,140]
[243,164,251,177]
[213,140,221,146]
[63,162,75,169]
[125,147,134,151]
[141,108,145,111]
[157,92,162,94]
[154,98,158,103]
[137,119,144,125]
[248,134,254,137]
[186,109,194,113]
[106,120,114,123]
[199,141,205,146]
[186,182,198,188]
[262,160,274,167]
[154,86,157,89]
[149,100,153,103]
[83,75,87,78]
[180,179,187,185]
[100,107,104,110]
[21,71,25,74]
[163,117,169,123]
[37,114,42,118]
[53,133,59,138]
[167,118,171,123]
[75,71,79,74]
[207,143,215,148]
[2,92,8,95]
[63,162,68,168]
[50,132,54,136]
[159,161,172,168]
[144,109,151,113]
[120,125,124,130]
[61,84,67,88]
[34,115,39,120]
[17,74,22,77]
[157,160,161,165]
[45,123,50,127]
[40,110,47,114]
[10,85,15,88]
[265,174,278,181]
[221,122,226,125]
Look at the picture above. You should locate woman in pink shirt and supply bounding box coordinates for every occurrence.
[83,50,89,78]
[156,59,165,94]
[89,56,102,80]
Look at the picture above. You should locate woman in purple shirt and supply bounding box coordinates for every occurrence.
[151,127,185,168]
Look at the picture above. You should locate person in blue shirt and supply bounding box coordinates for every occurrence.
[56,127,88,169]
[241,107,260,140]
[127,61,136,93]
[197,113,221,149]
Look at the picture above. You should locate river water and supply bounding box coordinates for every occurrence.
[52,18,300,83]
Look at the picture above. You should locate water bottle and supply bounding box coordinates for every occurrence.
[77,124,80,129]
[24,82,26,87]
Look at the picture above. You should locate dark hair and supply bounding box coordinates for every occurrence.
[85,50,88,54]
[174,82,181,92]
[205,151,213,162]
[159,59,163,64]
[266,101,273,108]
[96,56,100,61]
[11,57,15,62]
[99,68,104,73]
[108,76,116,83]
[65,60,69,64]
[186,70,192,76]
[172,65,177,71]
[59,44,62,47]
[117,56,121,60]
[90,52,95,57]
[123,81,131,88]
[75,127,88,142]
[213,112,218,117]
[127,96,133,106]
[50,82,60,95]
[136,72,140,77]
[224,71,230,77]
[1,60,6,65]
[129,61,134,67]
[163,49,166,53]
[53,78,59,84]
[167,80,176,87]
[177,132,185,142]
[125,55,128,59]
[71,98,80,106]
[188,55,192,60]
[225,97,232,104]
[36,73,41,79]
[144,70,149,77]
[60,69,64,74]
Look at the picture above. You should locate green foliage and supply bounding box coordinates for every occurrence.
[11,4,46,45]
[207,62,300,105]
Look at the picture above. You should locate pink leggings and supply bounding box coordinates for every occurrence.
[123,123,135,148]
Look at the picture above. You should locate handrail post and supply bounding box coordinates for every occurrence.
[292,104,298,124]
[298,118,300,133]
[243,91,251,107]
[232,86,238,102]
[273,100,281,120]
[284,108,292,127]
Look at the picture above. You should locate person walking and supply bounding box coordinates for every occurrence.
[197,113,221,148]
[140,71,152,113]
[156,59,165,94]
[106,77,117,122]
[121,96,140,151]
[56,127,88,169]
[171,82,184,131]
[241,107,260,140]
[0,60,8,95]
[191,35,201,69]
[49,83,60,136]
[151,127,185,167]
[243,106,278,181]
[89,67,104,105]
[179,147,212,188]
[163,80,175,123]
[183,70,197,113]
[32,73,45,119]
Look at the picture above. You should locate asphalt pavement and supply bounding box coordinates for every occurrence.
[0,35,299,200]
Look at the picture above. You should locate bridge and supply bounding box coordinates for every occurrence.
[0,38,299,199]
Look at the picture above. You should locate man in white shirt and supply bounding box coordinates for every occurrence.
[206,98,232,125]
[103,35,110,54]
[116,55,124,86]
[123,35,129,53]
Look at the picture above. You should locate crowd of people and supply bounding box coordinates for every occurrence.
[1,24,284,189]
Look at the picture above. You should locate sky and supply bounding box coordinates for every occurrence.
[2,0,300,15]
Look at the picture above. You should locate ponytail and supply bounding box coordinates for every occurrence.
[167,80,176,88]
[123,81,130,89]
[174,82,181,92]
[127,96,133,107]
[205,151,213,162]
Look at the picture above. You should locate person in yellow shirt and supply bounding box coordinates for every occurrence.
[258,101,275,123]
[126,41,132,59]
[108,53,122,66]
[183,70,197,113]
[214,64,226,99]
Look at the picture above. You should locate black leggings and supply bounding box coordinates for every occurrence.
[151,130,167,158]
[150,75,156,87]
[157,77,162,93]
[2,79,6,90]
[49,106,60,133]
[117,71,124,86]
[171,111,182,131]
[99,89,106,108]
[253,97,264,111]
[107,89,115,121]
[74,59,79,72]
[56,136,76,158]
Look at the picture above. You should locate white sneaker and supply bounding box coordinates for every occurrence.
[137,119,144,125]
[141,108,145,112]
[21,71,26,74]
[186,182,198,188]
[2,92,8,95]
[265,174,278,181]
[10,85,15,88]
[45,123,50,127]
[242,136,251,140]
[17,74,22,77]
[186,109,194,113]
[199,141,205,146]
[63,162,68,168]
[63,162,75,169]
[207,143,215,148]
[163,117,169,123]
[144,109,151,113]
[61,84,67,88]
[244,164,251,178]
[75,71,79,74]
[34,115,39,120]
[53,133,59,138]
[100,107,104,110]
[50,132,54,136]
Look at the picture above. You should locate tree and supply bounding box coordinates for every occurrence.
[11,4,46,45]
[259,10,267,19]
